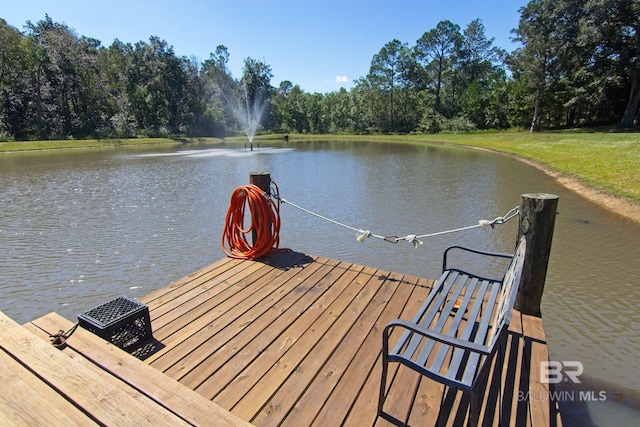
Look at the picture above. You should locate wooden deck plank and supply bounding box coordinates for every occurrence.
[182,256,340,396]
[151,262,300,370]
[210,260,359,408]
[140,256,241,304]
[522,314,562,427]
[502,311,530,427]
[146,252,303,332]
[24,312,252,427]
[167,256,340,393]
[148,250,308,332]
[320,275,431,427]
[145,254,282,340]
[0,349,96,426]
[386,278,481,427]
[343,277,424,427]
[182,259,342,399]
[229,262,373,421]
[150,252,312,370]
[253,264,380,425]
[280,267,403,423]
[158,254,325,381]
[144,259,282,360]
[0,312,190,426]
[376,278,438,426]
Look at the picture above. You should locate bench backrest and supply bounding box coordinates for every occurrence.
[489,236,527,348]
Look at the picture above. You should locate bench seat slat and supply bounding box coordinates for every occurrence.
[426,277,487,381]
[474,280,502,345]
[393,270,460,358]
[456,279,502,387]
[407,273,470,366]
[417,276,481,372]
[390,270,458,357]
[430,278,497,388]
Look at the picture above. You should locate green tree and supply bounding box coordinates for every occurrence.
[286,85,310,133]
[580,0,640,128]
[101,39,137,137]
[510,1,559,132]
[460,69,509,129]
[25,16,83,138]
[458,19,508,128]
[0,19,30,138]
[415,21,462,115]
[269,80,293,133]
[201,45,235,99]
[511,0,639,130]
[125,36,194,136]
[200,45,236,136]
[323,87,355,133]
[368,39,411,132]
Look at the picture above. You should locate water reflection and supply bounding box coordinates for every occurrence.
[0,140,638,425]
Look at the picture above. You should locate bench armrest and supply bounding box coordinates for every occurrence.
[442,245,513,275]
[384,319,492,356]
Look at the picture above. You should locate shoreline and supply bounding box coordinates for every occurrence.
[462,144,640,224]
[522,157,640,224]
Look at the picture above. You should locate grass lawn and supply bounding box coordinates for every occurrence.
[419,132,640,206]
[0,137,224,152]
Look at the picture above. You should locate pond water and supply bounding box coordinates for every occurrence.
[1,140,638,426]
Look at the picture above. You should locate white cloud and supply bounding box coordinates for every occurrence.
[334,75,349,84]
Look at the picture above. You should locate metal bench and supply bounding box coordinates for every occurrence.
[379,236,527,426]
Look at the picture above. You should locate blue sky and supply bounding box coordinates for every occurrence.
[2,0,529,94]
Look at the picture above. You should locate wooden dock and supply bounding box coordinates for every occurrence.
[5,249,562,426]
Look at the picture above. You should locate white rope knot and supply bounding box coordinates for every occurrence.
[357,230,371,242]
[478,219,493,230]
[405,234,423,249]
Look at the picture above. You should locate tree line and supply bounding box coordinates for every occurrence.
[0,0,637,141]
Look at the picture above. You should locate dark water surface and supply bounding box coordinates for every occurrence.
[1,140,638,426]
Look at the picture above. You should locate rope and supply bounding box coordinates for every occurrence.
[393,205,522,248]
[279,194,519,249]
[221,184,281,259]
[49,322,79,349]
[278,198,387,241]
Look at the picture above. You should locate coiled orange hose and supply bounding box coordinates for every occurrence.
[221,184,281,259]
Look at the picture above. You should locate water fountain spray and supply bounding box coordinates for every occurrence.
[228,82,267,144]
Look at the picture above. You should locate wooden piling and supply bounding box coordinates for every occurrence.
[249,172,271,194]
[514,193,559,316]
[249,172,271,246]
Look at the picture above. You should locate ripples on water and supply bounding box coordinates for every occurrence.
[1,141,638,425]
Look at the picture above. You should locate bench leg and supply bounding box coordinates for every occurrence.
[378,353,389,416]
[469,339,508,427]
[469,390,481,427]
[497,337,507,426]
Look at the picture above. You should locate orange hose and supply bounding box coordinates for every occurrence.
[221,184,281,259]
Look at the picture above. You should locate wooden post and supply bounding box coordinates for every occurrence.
[514,193,559,316]
[249,172,271,246]
[249,172,271,194]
